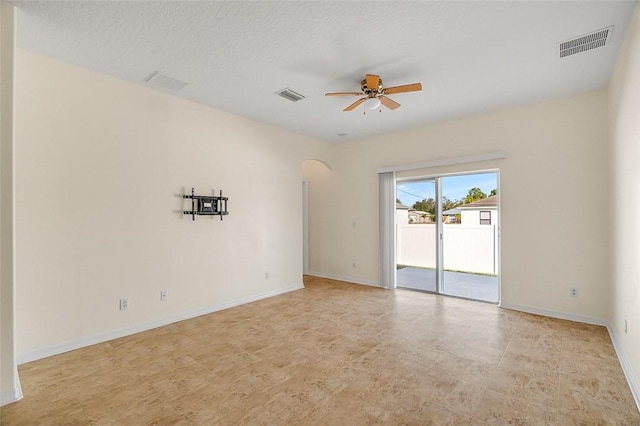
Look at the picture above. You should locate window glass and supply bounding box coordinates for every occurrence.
[480,211,491,225]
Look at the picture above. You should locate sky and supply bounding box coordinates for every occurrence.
[396,172,498,207]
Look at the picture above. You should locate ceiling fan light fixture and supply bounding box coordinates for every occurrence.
[365,97,381,110]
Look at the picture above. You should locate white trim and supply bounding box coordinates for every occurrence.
[0,2,20,411]
[18,284,304,365]
[302,180,309,275]
[307,271,382,289]
[0,388,20,406]
[379,171,396,289]
[435,177,443,294]
[377,151,506,174]
[0,369,22,406]
[607,324,640,411]
[498,302,608,326]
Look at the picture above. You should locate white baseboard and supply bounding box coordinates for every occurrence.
[607,323,640,411]
[0,370,23,407]
[499,302,639,411]
[307,271,382,288]
[18,284,304,365]
[0,388,21,407]
[498,302,608,326]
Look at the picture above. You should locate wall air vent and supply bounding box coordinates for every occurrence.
[559,26,613,58]
[275,88,306,102]
[144,71,189,92]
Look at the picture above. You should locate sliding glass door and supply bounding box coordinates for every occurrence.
[395,172,499,303]
[395,179,437,292]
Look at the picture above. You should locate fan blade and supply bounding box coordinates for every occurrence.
[344,98,366,111]
[325,92,364,97]
[366,74,380,91]
[379,95,401,110]
[382,82,422,95]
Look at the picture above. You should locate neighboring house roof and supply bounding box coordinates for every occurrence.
[396,201,410,210]
[459,195,498,209]
[443,208,461,215]
[409,210,432,216]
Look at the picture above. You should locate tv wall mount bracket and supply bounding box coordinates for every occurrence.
[183,187,229,221]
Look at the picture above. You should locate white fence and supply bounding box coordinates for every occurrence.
[396,224,498,275]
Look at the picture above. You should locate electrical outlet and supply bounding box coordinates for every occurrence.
[570,288,578,298]
[265,272,270,280]
[624,319,628,334]
[119,298,128,310]
[160,290,168,302]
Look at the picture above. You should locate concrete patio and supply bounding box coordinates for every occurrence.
[396,266,499,303]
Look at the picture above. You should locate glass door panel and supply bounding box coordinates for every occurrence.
[395,179,437,292]
[440,173,499,302]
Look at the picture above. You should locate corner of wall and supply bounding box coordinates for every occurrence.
[607,323,640,411]
[0,1,21,408]
[606,0,640,412]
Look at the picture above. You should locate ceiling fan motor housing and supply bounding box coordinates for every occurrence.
[361,78,383,96]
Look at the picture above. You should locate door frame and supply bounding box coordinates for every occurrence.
[302,180,309,275]
[394,168,501,303]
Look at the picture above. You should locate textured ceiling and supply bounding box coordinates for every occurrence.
[11,1,637,143]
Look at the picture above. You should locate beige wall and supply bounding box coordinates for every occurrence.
[609,2,640,398]
[0,3,21,406]
[305,91,610,320]
[15,51,329,359]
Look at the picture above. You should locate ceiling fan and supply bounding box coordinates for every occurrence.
[325,74,422,112]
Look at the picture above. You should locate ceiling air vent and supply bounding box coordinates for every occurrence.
[275,88,306,102]
[144,71,189,92]
[559,26,613,58]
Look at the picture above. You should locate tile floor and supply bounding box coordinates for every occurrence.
[1,276,638,425]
